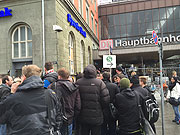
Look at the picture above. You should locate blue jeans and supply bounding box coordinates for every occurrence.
[0,125,6,135]
[61,124,72,135]
[172,105,180,123]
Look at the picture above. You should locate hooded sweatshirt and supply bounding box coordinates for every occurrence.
[115,88,140,133]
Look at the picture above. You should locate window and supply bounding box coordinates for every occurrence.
[88,46,91,65]
[79,0,83,15]
[86,3,89,25]
[68,33,74,75]
[91,12,94,32]
[80,41,85,73]
[12,25,32,58]
[95,20,98,36]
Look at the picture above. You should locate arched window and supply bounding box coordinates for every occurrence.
[68,33,74,74]
[80,41,85,72]
[12,25,32,58]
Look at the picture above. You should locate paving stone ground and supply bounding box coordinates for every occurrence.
[154,91,180,135]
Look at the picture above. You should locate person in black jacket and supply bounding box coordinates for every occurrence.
[76,64,110,135]
[0,75,13,135]
[51,68,81,135]
[0,65,62,135]
[101,72,119,135]
[42,62,58,88]
[115,78,142,135]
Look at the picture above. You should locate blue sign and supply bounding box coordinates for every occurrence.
[0,7,12,18]
[67,14,86,38]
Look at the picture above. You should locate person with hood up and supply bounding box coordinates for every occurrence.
[42,62,58,88]
[76,64,110,135]
[51,68,81,135]
[115,78,142,135]
[0,65,62,135]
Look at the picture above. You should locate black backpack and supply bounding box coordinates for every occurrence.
[144,95,159,123]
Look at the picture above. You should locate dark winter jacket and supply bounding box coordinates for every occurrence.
[131,84,149,119]
[115,88,140,133]
[42,72,58,86]
[102,79,119,121]
[76,65,110,125]
[51,79,81,125]
[0,76,62,135]
[0,84,11,101]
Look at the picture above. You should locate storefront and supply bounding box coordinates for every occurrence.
[98,0,180,69]
[0,0,99,77]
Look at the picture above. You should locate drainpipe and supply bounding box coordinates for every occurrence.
[42,0,45,72]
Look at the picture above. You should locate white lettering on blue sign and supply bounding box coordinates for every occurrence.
[0,8,12,18]
[67,14,86,38]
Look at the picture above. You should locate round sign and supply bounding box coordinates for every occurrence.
[152,30,158,45]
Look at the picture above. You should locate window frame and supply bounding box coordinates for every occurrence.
[68,33,74,75]
[12,25,32,59]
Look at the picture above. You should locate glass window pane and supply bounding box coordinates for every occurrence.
[166,7,174,20]
[120,25,127,37]
[108,27,115,38]
[132,12,138,24]
[28,42,32,57]
[14,43,19,58]
[160,20,168,33]
[132,24,139,36]
[174,6,180,19]
[126,13,132,25]
[120,14,126,25]
[152,8,159,21]
[108,15,114,27]
[138,11,145,23]
[127,25,132,36]
[27,27,32,40]
[21,42,26,57]
[114,14,120,26]
[114,26,120,38]
[139,23,146,35]
[159,8,166,20]
[145,10,152,22]
[175,19,180,31]
[20,27,25,41]
[167,19,174,32]
[14,29,18,41]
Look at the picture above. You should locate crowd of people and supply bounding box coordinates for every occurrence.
[0,62,179,135]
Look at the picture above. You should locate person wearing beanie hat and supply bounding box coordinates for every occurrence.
[120,78,130,90]
[114,78,142,135]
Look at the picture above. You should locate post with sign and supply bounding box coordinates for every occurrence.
[152,30,164,135]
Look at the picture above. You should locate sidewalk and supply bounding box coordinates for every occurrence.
[154,91,180,135]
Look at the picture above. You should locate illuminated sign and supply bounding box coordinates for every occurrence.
[67,14,86,38]
[99,39,113,50]
[115,34,180,47]
[0,8,12,18]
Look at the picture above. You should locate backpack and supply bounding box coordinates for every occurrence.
[144,95,159,123]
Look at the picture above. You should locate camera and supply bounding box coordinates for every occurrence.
[53,25,63,32]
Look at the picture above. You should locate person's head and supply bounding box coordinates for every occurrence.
[22,65,42,81]
[171,77,177,83]
[83,64,97,79]
[130,75,139,87]
[131,71,136,77]
[57,68,69,80]
[120,78,130,90]
[139,77,147,87]
[97,73,103,80]
[102,72,110,81]
[44,62,53,73]
[172,71,177,77]
[2,75,13,87]
[76,72,83,81]
[116,66,123,75]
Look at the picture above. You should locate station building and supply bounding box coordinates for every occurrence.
[0,0,99,77]
[96,0,180,73]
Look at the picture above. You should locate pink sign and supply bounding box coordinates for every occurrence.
[99,39,113,50]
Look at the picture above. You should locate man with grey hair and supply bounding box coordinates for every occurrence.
[0,65,62,135]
